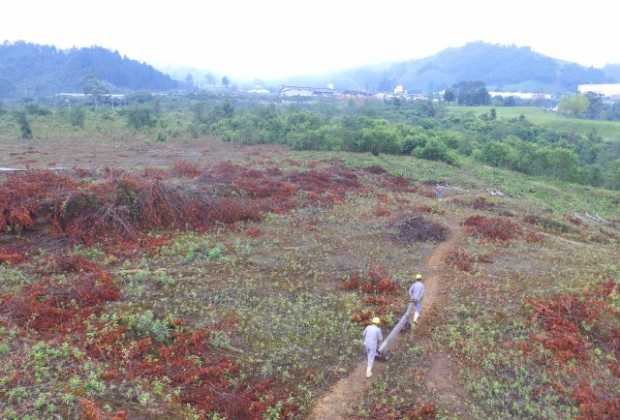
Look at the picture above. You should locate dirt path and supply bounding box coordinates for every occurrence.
[308,223,461,420]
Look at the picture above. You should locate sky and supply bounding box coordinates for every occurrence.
[2,0,619,80]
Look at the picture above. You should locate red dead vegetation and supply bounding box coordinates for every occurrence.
[79,398,126,420]
[415,205,433,214]
[525,230,545,243]
[2,261,120,333]
[520,279,620,419]
[363,165,416,193]
[172,160,202,178]
[572,382,620,420]
[446,247,475,272]
[366,402,436,419]
[0,162,367,250]
[392,216,449,244]
[344,267,400,323]
[3,256,297,419]
[0,246,27,265]
[86,327,298,419]
[524,280,619,366]
[464,215,522,242]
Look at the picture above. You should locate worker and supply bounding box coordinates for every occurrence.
[362,317,383,378]
[409,273,425,323]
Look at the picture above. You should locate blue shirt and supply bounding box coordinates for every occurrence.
[409,281,425,301]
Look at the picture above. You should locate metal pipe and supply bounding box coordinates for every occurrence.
[379,302,414,354]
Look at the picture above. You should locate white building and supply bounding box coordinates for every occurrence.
[279,86,335,97]
[489,91,552,100]
[578,84,620,99]
[393,85,405,96]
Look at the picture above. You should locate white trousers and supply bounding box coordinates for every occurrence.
[366,347,377,372]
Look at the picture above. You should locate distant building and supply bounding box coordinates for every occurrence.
[56,93,126,99]
[279,85,335,97]
[578,83,620,99]
[247,88,271,95]
[339,89,372,98]
[489,91,552,100]
[406,93,428,101]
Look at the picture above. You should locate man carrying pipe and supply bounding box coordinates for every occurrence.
[362,317,383,378]
[409,273,425,323]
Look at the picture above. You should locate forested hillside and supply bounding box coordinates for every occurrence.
[0,41,178,98]
[296,42,612,93]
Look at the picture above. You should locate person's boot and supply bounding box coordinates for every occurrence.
[413,312,420,323]
[366,367,372,378]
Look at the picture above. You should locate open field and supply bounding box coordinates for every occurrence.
[448,106,620,142]
[1,126,620,419]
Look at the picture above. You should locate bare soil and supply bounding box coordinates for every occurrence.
[308,222,465,419]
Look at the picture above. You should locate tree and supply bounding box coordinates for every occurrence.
[82,76,110,109]
[443,89,456,102]
[558,94,589,117]
[0,79,16,98]
[221,76,230,87]
[68,107,86,128]
[14,111,32,139]
[584,92,606,119]
[451,81,490,106]
[480,141,515,168]
[605,159,620,190]
[204,73,216,86]
[185,73,195,89]
[126,106,157,129]
[414,138,458,165]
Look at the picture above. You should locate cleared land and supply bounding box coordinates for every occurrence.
[1,129,619,419]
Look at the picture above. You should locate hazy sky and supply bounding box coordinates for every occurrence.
[2,0,619,79]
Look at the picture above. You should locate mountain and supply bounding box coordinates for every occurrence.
[0,41,178,98]
[291,42,610,93]
[604,64,620,82]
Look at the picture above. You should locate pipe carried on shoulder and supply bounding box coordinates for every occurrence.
[378,301,414,355]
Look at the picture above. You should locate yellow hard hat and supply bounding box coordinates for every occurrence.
[372,317,381,325]
[415,273,423,280]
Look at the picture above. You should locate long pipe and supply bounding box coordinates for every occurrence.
[379,301,414,354]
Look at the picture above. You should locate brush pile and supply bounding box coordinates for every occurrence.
[0,162,368,253]
[392,216,449,244]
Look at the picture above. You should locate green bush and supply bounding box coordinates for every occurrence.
[414,138,458,165]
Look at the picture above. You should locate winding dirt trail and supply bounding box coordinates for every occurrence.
[308,223,462,420]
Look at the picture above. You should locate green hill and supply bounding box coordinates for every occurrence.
[0,41,179,98]
[295,42,610,93]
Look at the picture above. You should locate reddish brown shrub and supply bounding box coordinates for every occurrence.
[464,215,522,242]
[79,399,104,420]
[374,206,391,217]
[245,227,262,238]
[415,205,433,214]
[527,280,617,365]
[446,247,475,272]
[3,271,120,332]
[476,254,494,264]
[172,160,202,178]
[572,382,620,420]
[0,251,26,265]
[526,231,545,243]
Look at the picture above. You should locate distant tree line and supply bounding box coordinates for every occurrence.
[559,93,620,121]
[0,41,178,98]
[190,100,620,189]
